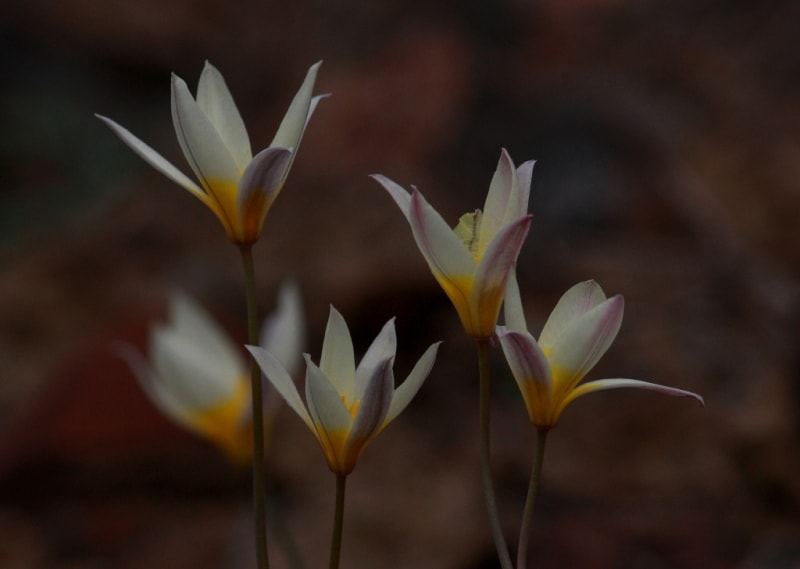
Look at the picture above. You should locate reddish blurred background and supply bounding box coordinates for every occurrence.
[1,1,799,567]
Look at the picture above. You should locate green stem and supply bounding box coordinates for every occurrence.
[516,428,548,569]
[240,245,270,569]
[477,339,514,569]
[329,474,348,569]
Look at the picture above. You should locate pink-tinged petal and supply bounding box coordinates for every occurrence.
[470,215,532,336]
[246,345,314,431]
[370,174,411,220]
[346,358,394,460]
[497,329,553,424]
[548,295,624,398]
[502,269,528,333]
[270,61,322,150]
[259,281,305,377]
[557,378,705,423]
[539,280,608,350]
[480,149,518,250]
[95,114,206,199]
[171,74,241,191]
[169,292,245,378]
[513,160,535,221]
[355,318,397,401]
[196,61,252,169]
[319,306,356,398]
[408,189,476,281]
[384,341,441,426]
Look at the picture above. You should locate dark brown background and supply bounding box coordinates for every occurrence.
[1,1,799,567]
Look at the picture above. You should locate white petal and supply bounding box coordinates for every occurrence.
[319,306,356,398]
[480,149,517,252]
[304,355,353,436]
[384,341,440,425]
[260,281,305,376]
[354,318,396,401]
[270,61,322,149]
[547,295,624,392]
[562,378,705,413]
[539,280,608,350]
[502,269,528,333]
[96,114,205,197]
[196,61,252,168]
[171,73,241,190]
[246,345,314,430]
[497,329,553,414]
[371,174,412,220]
[169,292,245,378]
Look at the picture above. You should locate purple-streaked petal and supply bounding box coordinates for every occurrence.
[497,329,553,423]
[95,114,206,198]
[384,341,441,426]
[171,74,241,191]
[236,146,293,239]
[270,61,322,150]
[548,295,624,398]
[539,280,608,350]
[347,358,393,452]
[319,306,356,398]
[371,174,412,220]
[514,160,535,218]
[355,318,397,401]
[480,149,517,251]
[196,61,252,169]
[502,269,528,333]
[558,378,705,421]
[247,345,314,431]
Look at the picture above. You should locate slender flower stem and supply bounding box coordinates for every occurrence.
[329,474,348,569]
[516,428,548,569]
[240,245,270,569]
[476,338,514,569]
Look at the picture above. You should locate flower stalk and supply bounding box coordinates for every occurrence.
[517,427,548,569]
[329,473,347,569]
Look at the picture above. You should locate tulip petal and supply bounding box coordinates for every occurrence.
[539,280,608,350]
[347,358,393,454]
[355,318,397,401]
[304,356,353,466]
[270,61,322,149]
[558,378,706,421]
[384,341,441,426]
[370,174,412,219]
[319,306,356,399]
[196,61,252,169]
[497,329,553,423]
[548,295,624,402]
[514,159,535,221]
[480,149,518,252]
[247,345,314,431]
[237,146,293,240]
[171,74,241,192]
[95,114,206,199]
[169,292,245,378]
[260,281,305,375]
[502,269,528,333]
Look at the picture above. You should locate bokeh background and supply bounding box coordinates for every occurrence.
[1,0,799,567]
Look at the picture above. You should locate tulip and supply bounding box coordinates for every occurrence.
[248,306,440,475]
[497,277,704,429]
[97,62,324,245]
[372,149,533,338]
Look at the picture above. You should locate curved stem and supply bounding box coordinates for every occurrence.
[240,245,270,569]
[477,338,514,569]
[329,474,348,569]
[516,428,548,569]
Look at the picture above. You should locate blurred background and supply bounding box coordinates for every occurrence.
[1,0,799,567]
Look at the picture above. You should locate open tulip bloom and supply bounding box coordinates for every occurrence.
[97,61,324,245]
[120,282,304,462]
[247,306,440,475]
[372,149,533,338]
[497,277,704,430]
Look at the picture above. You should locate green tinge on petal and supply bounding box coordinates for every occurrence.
[171,73,242,195]
[384,341,441,426]
[555,378,705,426]
[271,61,322,150]
[196,61,252,169]
[539,280,608,350]
[319,306,356,399]
[95,114,206,198]
[246,345,314,431]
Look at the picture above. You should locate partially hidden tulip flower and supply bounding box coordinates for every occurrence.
[120,282,305,462]
[247,307,440,475]
[497,276,704,430]
[372,149,533,338]
[97,62,324,245]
